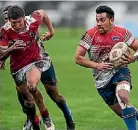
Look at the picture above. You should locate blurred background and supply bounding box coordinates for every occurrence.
[0,1,138,36]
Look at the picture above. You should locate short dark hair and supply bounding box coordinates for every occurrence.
[8,5,25,20]
[96,5,115,19]
[2,5,12,15]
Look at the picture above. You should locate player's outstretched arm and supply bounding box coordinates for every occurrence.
[0,40,26,60]
[38,9,55,41]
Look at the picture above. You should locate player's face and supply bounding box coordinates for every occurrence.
[3,13,9,23]
[10,17,25,32]
[96,13,114,34]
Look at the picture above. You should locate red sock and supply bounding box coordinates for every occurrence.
[40,109,49,118]
[33,114,40,126]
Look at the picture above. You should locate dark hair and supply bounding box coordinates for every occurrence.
[96,5,115,19]
[2,5,12,15]
[8,5,25,20]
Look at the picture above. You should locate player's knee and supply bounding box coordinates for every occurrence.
[28,77,38,87]
[116,83,130,108]
[49,92,65,103]
[25,99,35,108]
[55,94,65,103]
[27,76,39,91]
[118,92,129,104]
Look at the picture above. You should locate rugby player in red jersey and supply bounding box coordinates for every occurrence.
[1,5,75,130]
[1,6,56,130]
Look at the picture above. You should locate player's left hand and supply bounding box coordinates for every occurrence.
[9,40,26,52]
[41,31,55,41]
[121,50,135,64]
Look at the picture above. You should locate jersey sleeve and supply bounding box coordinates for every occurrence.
[31,11,42,25]
[79,31,92,50]
[0,28,9,47]
[123,29,135,46]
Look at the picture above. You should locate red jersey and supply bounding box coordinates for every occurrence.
[79,25,135,62]
[79,25,135,88]
[0,11,42,72]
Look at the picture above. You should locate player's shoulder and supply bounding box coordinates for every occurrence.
[113,25,128,35]
[86,26,98,37]
[31,11,41,20]
[25,15,37,24]
[2,22,11,31]
[29,11,42,25]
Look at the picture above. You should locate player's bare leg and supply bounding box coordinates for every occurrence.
[109,81,137,130]
[27,68,48,116]
[26,67,55,130]
[109,103,122,117]
[16,83,39,130]
[43,83,75,130]
[110,103,138,121]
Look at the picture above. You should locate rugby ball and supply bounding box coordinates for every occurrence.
[109,42,129,68]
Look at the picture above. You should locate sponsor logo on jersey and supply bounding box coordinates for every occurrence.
[112,36,120,41]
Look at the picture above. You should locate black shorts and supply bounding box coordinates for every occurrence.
[41,62,57,86]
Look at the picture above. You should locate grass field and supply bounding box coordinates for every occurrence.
[0,28,138,130]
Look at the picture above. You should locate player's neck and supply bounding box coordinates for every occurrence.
[100,25,114,35]
[106,25,114,34]
[20,20,27,32]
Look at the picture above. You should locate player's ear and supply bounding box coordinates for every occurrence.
[110,18,114,25]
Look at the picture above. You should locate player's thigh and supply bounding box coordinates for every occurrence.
[97,83,117,106]
[12,62,41,86]
[41,63,61,98]
[97,86,122,117]
[41,63,57,89]
[26,67,41,86]
[12,66,38,99]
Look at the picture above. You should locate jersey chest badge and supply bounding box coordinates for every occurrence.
[29,31,35,38]
[112,36,120,41]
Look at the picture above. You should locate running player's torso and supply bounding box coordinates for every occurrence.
[80,26,135,88]
[2,12,42,72]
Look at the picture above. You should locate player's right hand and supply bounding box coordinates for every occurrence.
[95,62,113,71]
[41,31,55,41]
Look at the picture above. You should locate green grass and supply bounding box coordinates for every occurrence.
[0,28,138,130]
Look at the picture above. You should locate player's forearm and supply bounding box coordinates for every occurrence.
[0,49,5,55]
[75,55,97,69]
[0,46,7,55]
[42,10,55,35]
[0,53,10,61]
[0,48,10,60]
[130,40,138,61]
[133,51,138,61]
